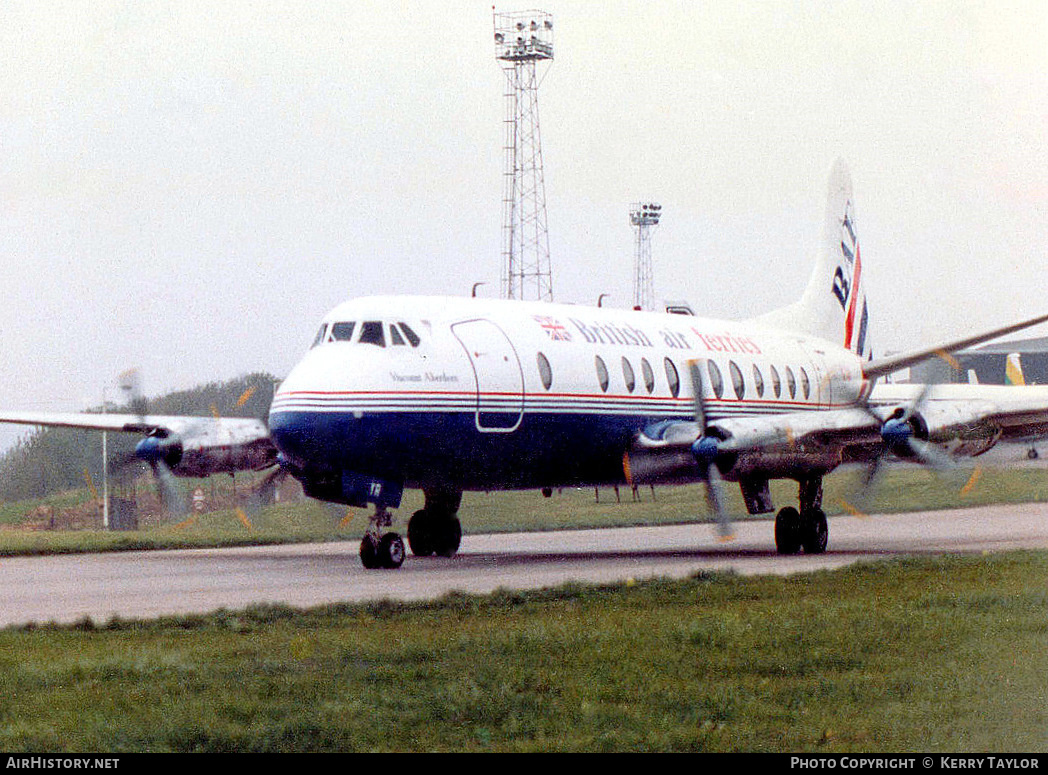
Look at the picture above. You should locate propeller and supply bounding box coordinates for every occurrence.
[846,382,956,513]
[114,368,189,519]
[687,360,734,540]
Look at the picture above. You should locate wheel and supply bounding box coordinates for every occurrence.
[775,507,802,555]
[360,535,382,569]
[432,517,462,558]
[407,509,435,556]
[800,508,828,554]
[1028,448,1039,460]
[379,533,406,569]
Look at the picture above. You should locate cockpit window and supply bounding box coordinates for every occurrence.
[398,322,421,347]
[358,320,386,347]
[330,321,356,342]
[316,319,421,349]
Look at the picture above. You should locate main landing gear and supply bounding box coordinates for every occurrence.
[407,489,462,558]
[774,476,828,555]
[358,489,463,570]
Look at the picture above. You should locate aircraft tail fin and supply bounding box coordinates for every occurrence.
[1006,353,1025,385]
[752,159,872,359]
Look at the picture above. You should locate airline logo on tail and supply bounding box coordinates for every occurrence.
[1006,353,1025,385]
[832,200,870,359]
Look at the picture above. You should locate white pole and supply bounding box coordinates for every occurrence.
[102,388,109,530]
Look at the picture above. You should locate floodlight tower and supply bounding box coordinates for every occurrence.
[630,202,661,310]
[494,9,554,302]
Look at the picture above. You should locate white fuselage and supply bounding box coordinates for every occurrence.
[267,296,868,505]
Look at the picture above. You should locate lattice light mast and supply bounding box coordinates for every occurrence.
[494,9,554,302]
[630,202,661,310]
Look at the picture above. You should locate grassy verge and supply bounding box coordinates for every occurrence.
[0,463,1045,556]
[1,551,1046,751]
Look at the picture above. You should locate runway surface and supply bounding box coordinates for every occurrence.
[2,502,1047,628]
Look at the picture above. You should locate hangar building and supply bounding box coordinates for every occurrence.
[910,337,1048,385]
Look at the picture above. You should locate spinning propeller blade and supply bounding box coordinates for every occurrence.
[848,382,958,513]
[117,369,188,518]
[687,360,734,540]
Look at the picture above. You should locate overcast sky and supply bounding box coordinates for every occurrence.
[0,1,1045,440]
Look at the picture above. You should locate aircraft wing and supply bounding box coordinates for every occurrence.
[0,410,277,481]
[870,384,1048,444]
[0,410,268,439]
[628,383,1048,485]
[862,311,1048,380]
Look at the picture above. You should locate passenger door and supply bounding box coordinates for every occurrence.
[451,319,524,432]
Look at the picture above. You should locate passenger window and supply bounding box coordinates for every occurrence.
[707,360,724,399]
[641,358,655,394]
[537,352,553,390]
[770,365,782,398]
[622,357,636,393]
[311,324,327,348]
[330,322,356,342]
[729,360,745,399]
[398,322,421,347]
[800,367,811,400]
[595,356,609,393]
[752,365,765,398]
[389,324,406,346]
[664,358,680,398]
[785,366,797,399]
[358,321,385,347]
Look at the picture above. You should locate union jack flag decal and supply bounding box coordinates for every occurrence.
[533,315,572,342]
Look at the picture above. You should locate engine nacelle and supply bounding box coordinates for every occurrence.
[135,419,278,478]
[915,402,1002,458]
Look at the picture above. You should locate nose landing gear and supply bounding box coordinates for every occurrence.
[360,505,406,569]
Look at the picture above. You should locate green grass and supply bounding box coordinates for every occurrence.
[1,552,1046,751]
[0,463,1046,556]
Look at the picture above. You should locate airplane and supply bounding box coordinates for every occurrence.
[5,160,1048,570]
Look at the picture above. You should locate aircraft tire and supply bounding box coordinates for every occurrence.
[407,509,436,557]
[433,517,462,558]
[800,508,828,554]
[360,536,382,569]
[774,507,802,555]
[379,533,406,569]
